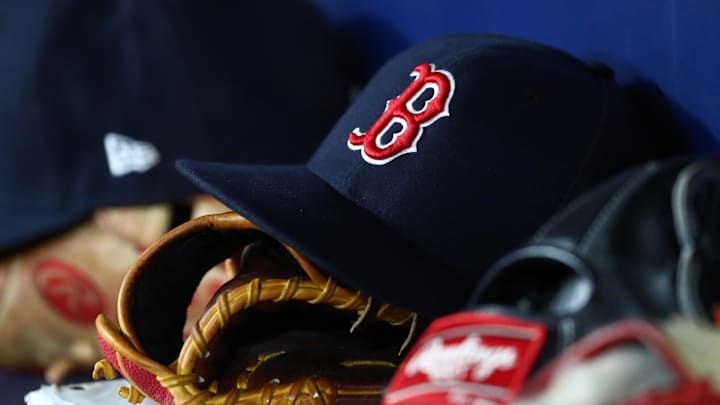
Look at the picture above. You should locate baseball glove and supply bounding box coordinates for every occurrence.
[93,212,418,405]
[382,154,720,405]
[383,313,720,405]
[0,198,229,383]
[468,154,720,364]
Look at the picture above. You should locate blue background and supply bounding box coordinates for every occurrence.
[2,1,719,403]
[309,0,720,153]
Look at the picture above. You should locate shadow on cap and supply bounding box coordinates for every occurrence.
[0,0,353,254]
[177,33,683,317]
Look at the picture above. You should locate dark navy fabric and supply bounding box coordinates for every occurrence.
[178,34,681,317]
[309,0,720,153]
[0,0,352,254]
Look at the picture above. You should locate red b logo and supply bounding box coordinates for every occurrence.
[348,63,455,165]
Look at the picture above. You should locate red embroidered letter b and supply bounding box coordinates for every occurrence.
[348,63,455,165]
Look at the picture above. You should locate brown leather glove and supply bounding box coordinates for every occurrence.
[94,212,418,405]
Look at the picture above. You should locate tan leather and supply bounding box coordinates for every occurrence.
[94,212,417,405]
[0,196,230,382]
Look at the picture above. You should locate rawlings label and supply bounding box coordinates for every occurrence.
[382,312,546,405]
[33,258,106,326]
[405,335,518,381]
[348,63,455,165]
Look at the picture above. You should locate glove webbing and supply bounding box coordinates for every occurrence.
[161,275,414,404]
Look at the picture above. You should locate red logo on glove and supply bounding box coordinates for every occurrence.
[348,63,455,165]
[382,312,545,405]
[33,258,106,326]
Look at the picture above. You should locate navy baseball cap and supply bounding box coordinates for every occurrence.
[0,0,352,254]
[177,34,679,317]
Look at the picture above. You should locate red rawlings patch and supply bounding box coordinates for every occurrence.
[33,258,106,326]
[714,305,720,327]
[383,311,546,405]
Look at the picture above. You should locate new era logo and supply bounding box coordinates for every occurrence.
[104,132,160,177]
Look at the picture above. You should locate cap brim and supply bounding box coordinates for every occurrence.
[176,159,474,317]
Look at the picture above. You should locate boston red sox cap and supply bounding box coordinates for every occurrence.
[177,33,680,317]
[0,0,352,254]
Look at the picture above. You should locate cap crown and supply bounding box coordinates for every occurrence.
[0,0,351,251]
[309,34,645,273]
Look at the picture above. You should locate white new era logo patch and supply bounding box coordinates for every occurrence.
[104,132,160,177]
